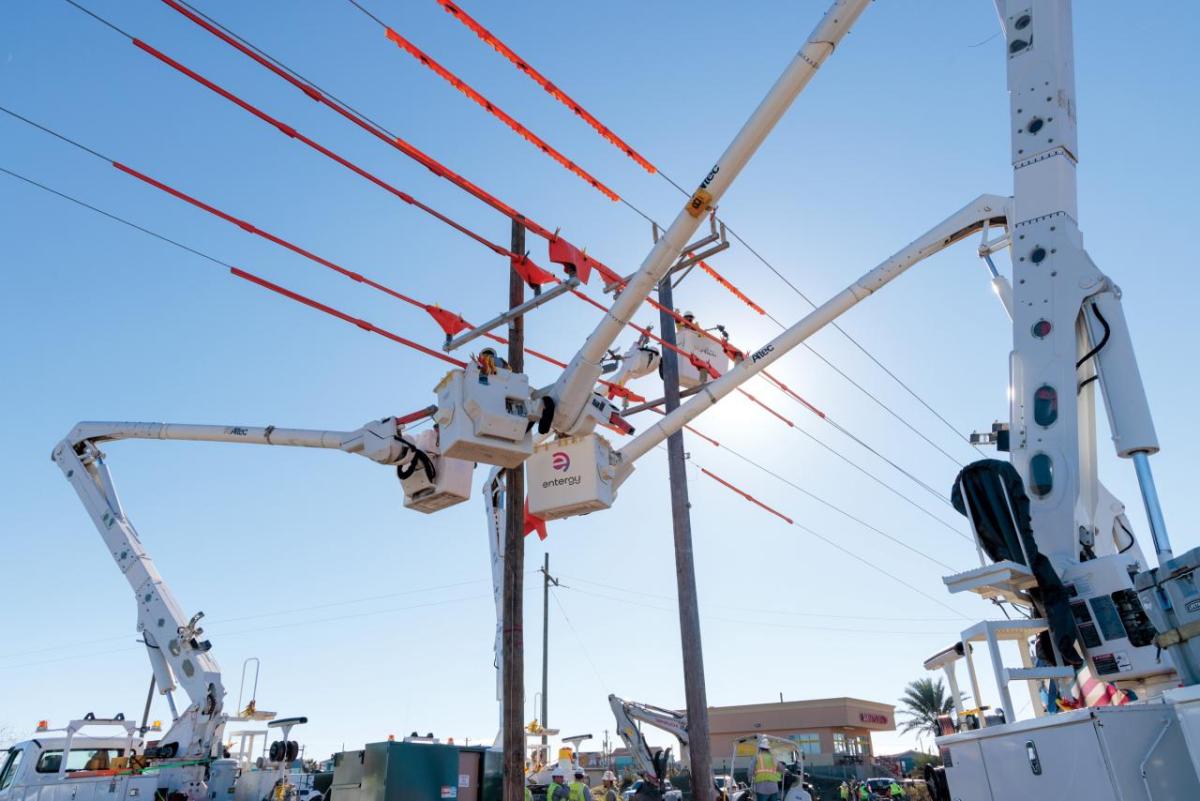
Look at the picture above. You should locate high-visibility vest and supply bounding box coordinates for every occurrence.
[525,788,532,801]
[752,753,781,784]
[839,786,849,800]
[859,787,869,800]
[889,783,903,798]
[568,781,588,801]
[549,781,565,801]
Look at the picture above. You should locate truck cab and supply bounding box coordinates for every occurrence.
[0,726,159,801]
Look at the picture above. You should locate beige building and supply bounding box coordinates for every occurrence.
[708,698,896,771]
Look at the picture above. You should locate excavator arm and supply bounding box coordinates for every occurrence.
[609,694,688,780]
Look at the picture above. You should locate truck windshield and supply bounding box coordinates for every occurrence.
[35,749,124,773]
[0,750,23,790]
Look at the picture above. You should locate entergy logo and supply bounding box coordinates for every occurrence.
[551,451,571,472]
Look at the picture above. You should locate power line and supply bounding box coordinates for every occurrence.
[428,0,984,459]
[549,588,608,692]
[0,592,499,672]
[555,573,964,623]
[686,461,971,620]
[2,105,968,574]
[559,584,955,637]
[4,33,971,591]
[133,0,968,544]
[43,3,970,592]
[0,166,232,270]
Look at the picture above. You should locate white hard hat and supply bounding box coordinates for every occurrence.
[757,735,770,749]
[682,310,695,320]
[602,771,617,782]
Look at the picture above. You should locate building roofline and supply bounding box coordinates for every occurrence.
[708,697,894,714]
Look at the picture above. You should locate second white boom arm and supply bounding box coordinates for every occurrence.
[617,194,1012,467]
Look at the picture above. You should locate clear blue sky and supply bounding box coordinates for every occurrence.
[2,0,1198,761]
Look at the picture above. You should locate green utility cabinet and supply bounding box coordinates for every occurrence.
[331,742,503,801]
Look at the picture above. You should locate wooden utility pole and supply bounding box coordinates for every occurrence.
[656,276,713,801]
[502,217,527,801]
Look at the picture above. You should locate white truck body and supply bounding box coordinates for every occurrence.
[0,736,159,801]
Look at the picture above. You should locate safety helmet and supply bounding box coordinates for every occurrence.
[552,770,565,778]
[757,735,770,749]
[682,310,695,320]
[575,770,586,778]
[602,771,617,782]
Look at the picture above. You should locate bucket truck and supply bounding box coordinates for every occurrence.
[40,412,469,800]
[522,0,1200,797]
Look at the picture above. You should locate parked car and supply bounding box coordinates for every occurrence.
[620,779,683,801]
[864,777,899,797]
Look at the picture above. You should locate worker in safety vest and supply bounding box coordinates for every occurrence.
[857,782,870,801]
[568,770,593,801]
[599,771,620,801]
[838,781,850,800]
[749,736,782,801]
[548,770,569,801]
[524,784,533,801]
[888,781,905,798]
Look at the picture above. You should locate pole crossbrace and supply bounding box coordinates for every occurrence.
[445,277,579,351]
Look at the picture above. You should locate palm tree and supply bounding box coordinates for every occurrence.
[898,677,954,745]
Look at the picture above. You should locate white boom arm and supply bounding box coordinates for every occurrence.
[548,0,871,436]
[618,194,1012,467]
[609,694,689,778]
[51,415,428,761]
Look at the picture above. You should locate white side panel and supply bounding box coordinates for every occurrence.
[979,716,1116,801]
[939,738,994,801]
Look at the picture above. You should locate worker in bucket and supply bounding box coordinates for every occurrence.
[548,769,569,801]
[568,769,593,801]
[750,736,782,801]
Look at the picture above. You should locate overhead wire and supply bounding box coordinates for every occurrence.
[554,573,964,622]
[9,4,987,668]
[0,592,499,673]
[0,164,971,633]
[0,109,659,407]
[152,0,802,425]
[549,588,609,692]
[61,2,738,414]
[0,164,464,368]
[41,1,972,566]
[428,0,985,461]
[685,460,971,619]
[558,584,956,636]
[140,0,963,535]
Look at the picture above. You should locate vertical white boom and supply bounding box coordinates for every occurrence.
[549,0,872,435]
